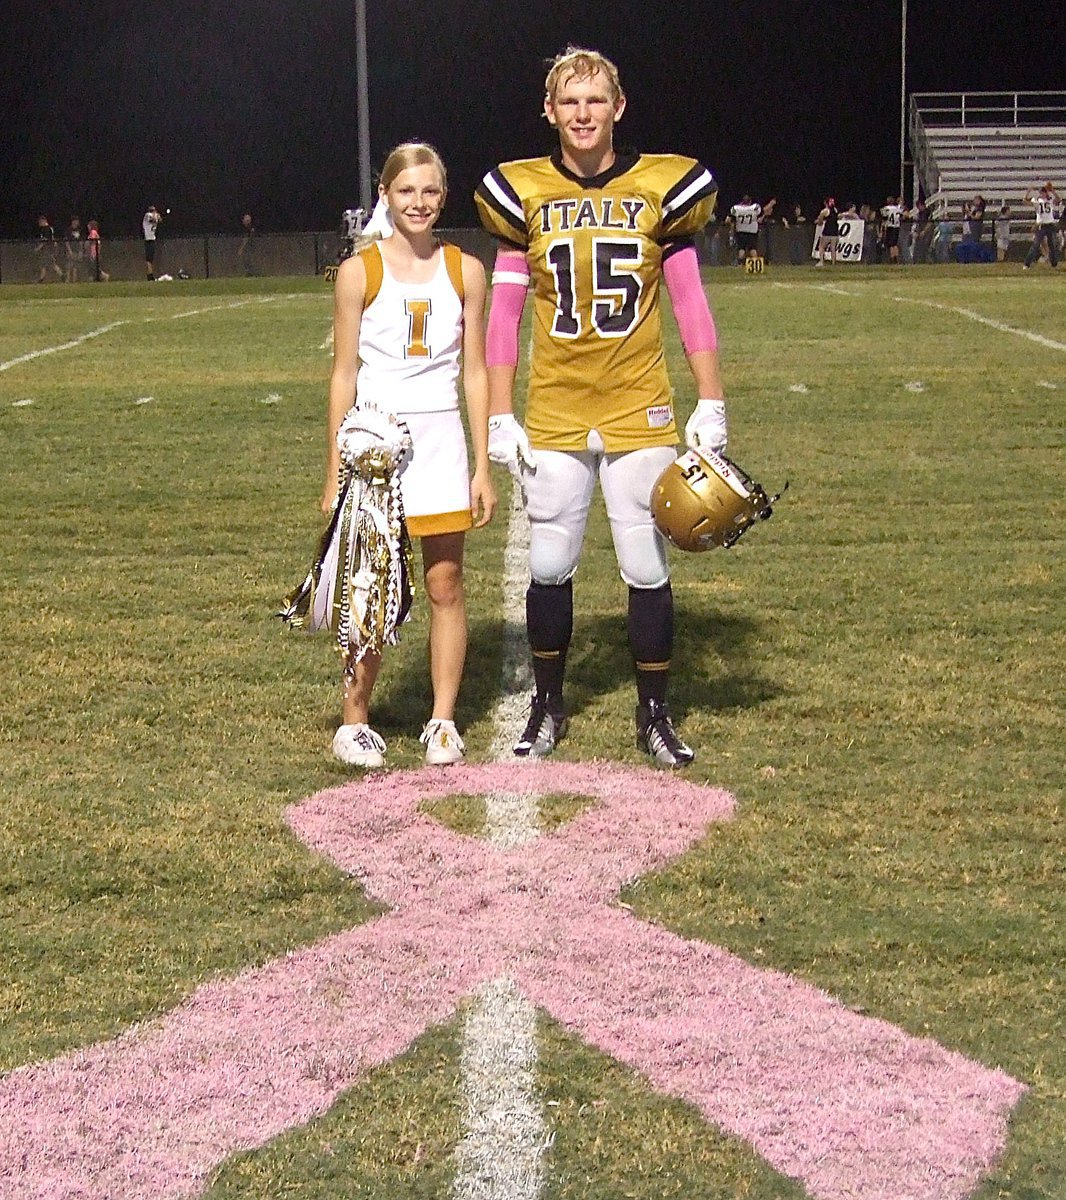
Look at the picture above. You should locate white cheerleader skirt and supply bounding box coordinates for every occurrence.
[398,408,472,537]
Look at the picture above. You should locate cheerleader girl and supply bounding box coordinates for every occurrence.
[321,142,495,767]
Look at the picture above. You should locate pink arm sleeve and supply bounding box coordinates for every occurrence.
[663,245,718,354]
[485,250,530,368]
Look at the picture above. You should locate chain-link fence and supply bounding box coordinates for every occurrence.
[2,221,1046,284]
[0,229,502,285]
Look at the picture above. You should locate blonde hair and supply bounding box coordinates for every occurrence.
[378,142,448,195]
[544,46,624,105]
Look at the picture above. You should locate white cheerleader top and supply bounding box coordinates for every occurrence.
[355,241,465,415]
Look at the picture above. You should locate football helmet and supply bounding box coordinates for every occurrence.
[651,447,783,552]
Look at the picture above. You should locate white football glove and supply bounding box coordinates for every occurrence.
[684,399,728,452]
[488,414,536,473]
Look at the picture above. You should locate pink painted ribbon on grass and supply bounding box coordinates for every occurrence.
[0,762,1024,1199]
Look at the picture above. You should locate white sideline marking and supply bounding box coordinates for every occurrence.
[788,383,808,393]
[12,398,34,407]
[453,481,545,1200]
[0,321,128,372]
[904,381,926,392]
[894,295,1066,353]
[261,393,281,405]
[0,293,310,376]
[1037,380,1058,389]
[135,396,154,406]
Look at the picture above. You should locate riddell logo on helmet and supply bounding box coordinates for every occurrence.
[692,447,749,498]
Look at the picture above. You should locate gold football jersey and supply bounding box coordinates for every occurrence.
[476,150,717,452]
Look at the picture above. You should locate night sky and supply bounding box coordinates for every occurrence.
[1,0,1061,241]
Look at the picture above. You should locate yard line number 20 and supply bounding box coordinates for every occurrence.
[546,237,644,339]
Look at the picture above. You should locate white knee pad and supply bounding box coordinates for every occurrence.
[528,523,580,585]
[525,450,596,585]
[601,446,675,588]
[614,521,669,589]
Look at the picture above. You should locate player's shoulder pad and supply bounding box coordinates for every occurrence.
[655,155,718,231]
[475,158,549,247]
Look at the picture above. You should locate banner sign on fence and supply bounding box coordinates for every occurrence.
[812,219,864,262]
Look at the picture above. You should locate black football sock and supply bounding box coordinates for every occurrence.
[526,580,572,703]
[629,583,673,707]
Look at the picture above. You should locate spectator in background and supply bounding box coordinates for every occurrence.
[994,205,1012,263]
[35,214,63,282]
[964,194,986,244]
[786,202,808,264]
[237,212,257,276]
[1022,182,1060,270]
[64,215,86,283]
[933,204,954,263]
[815,196,840,266]
[143,204,162,280]
[704,218,724,266]
[911,199,933,263]
[87,218,109,282]
[757,196,779,262]
[857,203,877,262]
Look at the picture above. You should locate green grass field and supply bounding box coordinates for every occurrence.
[0,264,1063,1198]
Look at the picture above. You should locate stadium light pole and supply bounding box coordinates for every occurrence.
[899,0,907,201]
[356,0,372,211]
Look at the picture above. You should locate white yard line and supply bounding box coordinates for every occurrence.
[0,321,128,372]
[162,294,299,322]
[774,278,1066,354]
[893,295,1066,353]
[453,482,546,1200]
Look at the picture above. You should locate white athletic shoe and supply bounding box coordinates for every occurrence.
[419,718,464,765]
[332,723,386,768]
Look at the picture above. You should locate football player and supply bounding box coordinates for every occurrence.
[728,194,770,265]
[475,46,727,768]
[879,195,905,264]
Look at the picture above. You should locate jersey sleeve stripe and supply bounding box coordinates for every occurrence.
[475,171,526,240]
[662,166,717,226]
[660,236,695,262]
[492,269,531,286]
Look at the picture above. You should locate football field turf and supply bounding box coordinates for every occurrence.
[0,265,1062,1198]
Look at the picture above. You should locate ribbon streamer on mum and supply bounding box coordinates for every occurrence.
[279,406,413,668]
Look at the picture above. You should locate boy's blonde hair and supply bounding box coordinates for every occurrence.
[544,46,624,105]
[379,142,448,195]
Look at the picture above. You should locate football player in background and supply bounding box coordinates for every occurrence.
[475,46,726,768]
[1022,182,1060,269]
[143,204,162,281]
[729,193,763,264]
[879,195,905,264]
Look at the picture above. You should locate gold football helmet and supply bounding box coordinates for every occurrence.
[651,447,782,552]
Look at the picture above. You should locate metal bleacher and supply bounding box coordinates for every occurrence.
[910,91,1066,218]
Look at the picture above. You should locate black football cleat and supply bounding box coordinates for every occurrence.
[636,700,695,768]
[514,694,568,758]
